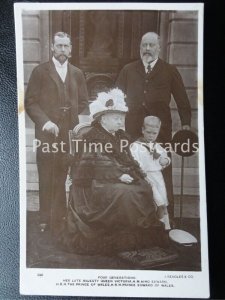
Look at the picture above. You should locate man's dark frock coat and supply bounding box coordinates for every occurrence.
[116,58,191,218]
[25,60,88,228]
[116,58,191,141]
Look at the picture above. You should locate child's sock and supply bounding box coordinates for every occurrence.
[159,217,165,229]
[163,214,171,230]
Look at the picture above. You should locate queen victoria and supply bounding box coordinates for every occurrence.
[60,89,167,254]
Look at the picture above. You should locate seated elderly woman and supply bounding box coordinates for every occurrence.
[61,89,167,255]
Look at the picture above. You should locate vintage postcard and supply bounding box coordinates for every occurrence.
[15,2,209,298]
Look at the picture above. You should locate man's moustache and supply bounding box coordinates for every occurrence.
[58,53,71,58]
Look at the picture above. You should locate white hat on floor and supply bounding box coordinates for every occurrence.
[169,229,197,246]
[89,88,128,119]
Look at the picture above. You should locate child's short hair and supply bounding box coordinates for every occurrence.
[143,116,161,129]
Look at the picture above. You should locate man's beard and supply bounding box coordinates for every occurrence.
[55,53,71,63]
[141,52,155,63]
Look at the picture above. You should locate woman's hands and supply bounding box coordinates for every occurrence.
[119,174,134,184]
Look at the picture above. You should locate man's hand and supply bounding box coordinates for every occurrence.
[42,121,59,137]
[119,174,134,184]
[182,125,190,130]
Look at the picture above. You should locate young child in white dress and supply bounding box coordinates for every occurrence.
[130,116,171,230]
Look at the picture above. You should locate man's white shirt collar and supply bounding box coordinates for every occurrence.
[52,56,68,68]
[52,56,68,82]
[143,58,158,73]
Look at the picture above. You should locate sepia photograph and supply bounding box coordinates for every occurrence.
[15,2,209,298]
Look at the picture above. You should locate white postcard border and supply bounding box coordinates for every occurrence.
[15,2,209,298]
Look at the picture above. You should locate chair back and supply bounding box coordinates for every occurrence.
[69,122,92,155]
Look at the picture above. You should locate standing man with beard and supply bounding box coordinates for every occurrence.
[116,32,191,221]
[25,32,88,234]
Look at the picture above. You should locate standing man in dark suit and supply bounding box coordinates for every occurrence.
[25,32,88,233]
[116,32,191,221]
